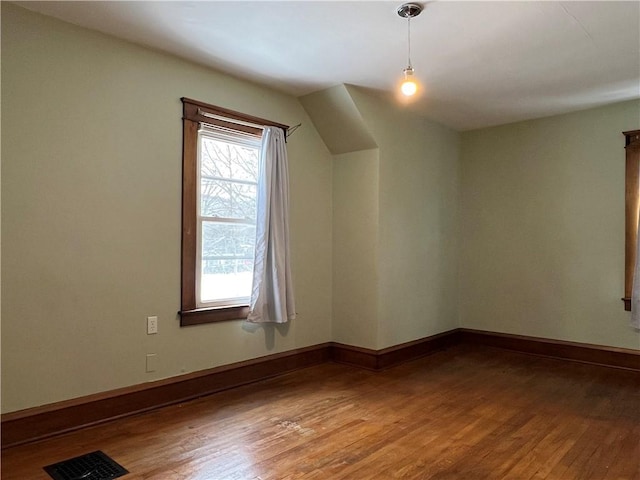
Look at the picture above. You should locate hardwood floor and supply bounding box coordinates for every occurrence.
[2,345,639,479]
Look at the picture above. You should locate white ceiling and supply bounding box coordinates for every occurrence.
[16,1,640,131]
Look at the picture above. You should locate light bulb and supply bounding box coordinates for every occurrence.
[401,79,417,96]
[400,67,417,96]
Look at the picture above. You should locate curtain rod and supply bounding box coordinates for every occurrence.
[197,108,301,141]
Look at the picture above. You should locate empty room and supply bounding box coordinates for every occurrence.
[1,1,639,479]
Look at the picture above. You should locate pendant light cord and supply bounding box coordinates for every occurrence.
[407,15,412,69]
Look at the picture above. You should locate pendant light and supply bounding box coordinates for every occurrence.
[397,3,423,97]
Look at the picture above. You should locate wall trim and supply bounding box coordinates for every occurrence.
[1,343,332,449]
[3,329,638,449]
[458,328,640,371]
[330,330,460,370]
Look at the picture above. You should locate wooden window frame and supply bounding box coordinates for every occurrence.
[180,98,288,326]
[623,129,640,311]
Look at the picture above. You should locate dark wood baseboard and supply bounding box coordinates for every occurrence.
[3,328,638,449]
[1,344,332,449]
[1,332,459,449]
[330,330,460,370]
[458,328,640,371]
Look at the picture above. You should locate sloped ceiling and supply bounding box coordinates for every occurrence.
[299,85,377,155]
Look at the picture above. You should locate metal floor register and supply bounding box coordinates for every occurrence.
[43,450,128,480]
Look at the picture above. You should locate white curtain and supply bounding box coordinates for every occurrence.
[632,207,640,328]
[247,127,296,323]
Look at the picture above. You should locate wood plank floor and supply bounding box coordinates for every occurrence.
[2,345,639,479]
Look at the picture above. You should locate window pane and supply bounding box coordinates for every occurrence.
[200,222,256,303]
[200,259,254,303]
[200,178,257,220]
[202,222,256,258]
[200,137,258,182]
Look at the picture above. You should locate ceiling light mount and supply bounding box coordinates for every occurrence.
[397,3,423,19]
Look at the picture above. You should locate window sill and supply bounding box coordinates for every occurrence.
[180,305,250,326]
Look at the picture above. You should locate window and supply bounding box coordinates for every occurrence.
[180,98,289,326]
[623,129,640,311]
[197,125,259,307]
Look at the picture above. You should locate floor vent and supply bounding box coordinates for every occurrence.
[43,450,128,480]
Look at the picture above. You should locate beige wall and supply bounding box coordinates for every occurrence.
[346,88,461,349]
[460,100,640,349]
[1,4,333,412]
[302,86,461,350]
[332,149,380,348]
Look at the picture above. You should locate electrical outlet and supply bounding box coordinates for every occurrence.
[146,353,157,373]
[147,316,158,335]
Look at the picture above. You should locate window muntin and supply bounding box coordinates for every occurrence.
[196,126,260,308]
